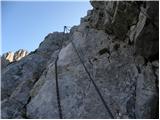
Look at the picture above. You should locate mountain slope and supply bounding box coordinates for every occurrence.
[1,1,159,119]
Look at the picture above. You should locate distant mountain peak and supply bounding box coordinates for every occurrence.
[1,49,28,68]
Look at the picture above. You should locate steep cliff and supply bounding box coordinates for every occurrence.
[1,1,159,119]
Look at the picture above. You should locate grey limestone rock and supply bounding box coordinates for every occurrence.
[1,49,28,69]
[1,1,158,119]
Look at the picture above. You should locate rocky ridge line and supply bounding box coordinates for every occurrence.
[1,49,28,69]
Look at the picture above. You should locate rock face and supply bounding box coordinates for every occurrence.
[1,52,14,69]
[1,1,159,119]
[1,49,28,69]
[14,49,28,61]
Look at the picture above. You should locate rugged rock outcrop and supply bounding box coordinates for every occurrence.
[14,49,28,61]
[1,52,14,69]
[1,49,28,69]
[1,1,159,119]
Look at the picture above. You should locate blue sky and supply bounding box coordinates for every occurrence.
[1,1,92,54]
